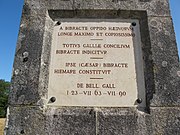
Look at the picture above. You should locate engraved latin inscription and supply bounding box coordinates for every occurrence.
[48,19,145,107]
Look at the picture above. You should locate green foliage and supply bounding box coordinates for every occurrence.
[0,80,10,118]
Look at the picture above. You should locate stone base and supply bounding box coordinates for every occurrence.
[5,106,180,135]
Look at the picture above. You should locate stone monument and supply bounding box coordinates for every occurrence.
[5,0,180,134]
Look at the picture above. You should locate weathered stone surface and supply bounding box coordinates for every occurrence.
[5,106,45,135]
[23,0,171,16]
[9,15,46,105]
[97,107,180,135]
[6,106,180,135]
[150,107,180,135]
[148,17,180,106]
[137,0,170,16]
[97,108,138,135]
[45,107,96,135]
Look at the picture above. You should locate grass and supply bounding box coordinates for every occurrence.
[0,118,5,135]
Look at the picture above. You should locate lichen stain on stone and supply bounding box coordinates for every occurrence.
[177,71,180,77]
[14,69,20,75]
[162,61,168,67]
[153,65,158,73]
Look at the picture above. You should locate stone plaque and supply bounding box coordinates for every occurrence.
[48,19,145,107]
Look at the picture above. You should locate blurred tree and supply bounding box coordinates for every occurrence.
[0,80,10,118]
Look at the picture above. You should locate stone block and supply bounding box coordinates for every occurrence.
[5,106,45,135]
[148,17,180,106]
[45,107,96,135]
